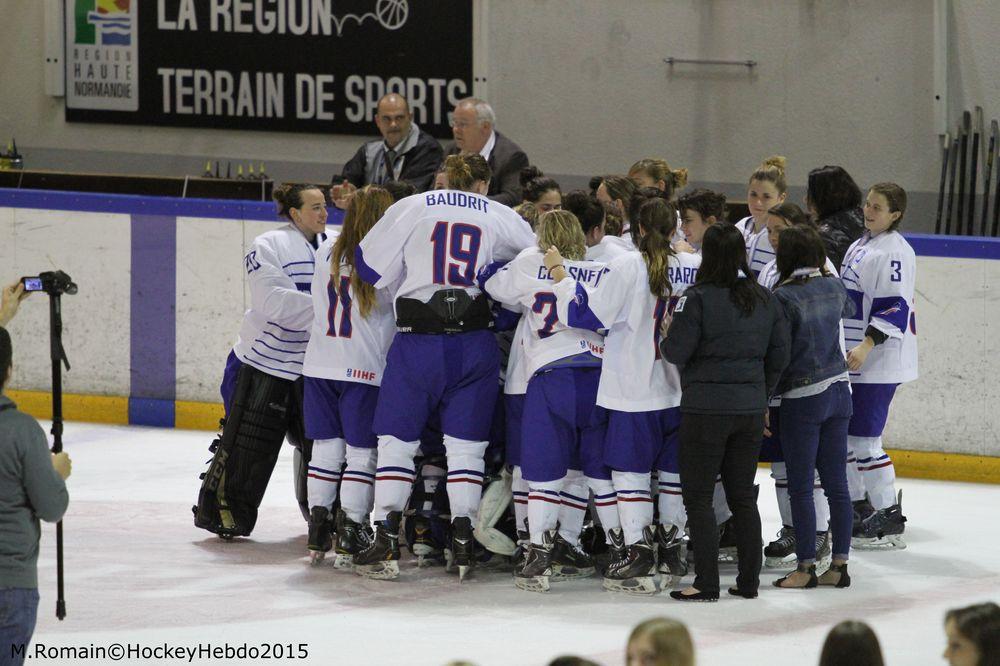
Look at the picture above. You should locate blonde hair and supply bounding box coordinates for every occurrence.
[537,210,586,261]
[629,158,690,196]
[749,155,788,194]
[627,617,695,666]
[514,201,540,229]
[331,186,394,318]
[444,154,491,192]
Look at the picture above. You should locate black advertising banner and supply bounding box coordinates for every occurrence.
[64,0,473,137]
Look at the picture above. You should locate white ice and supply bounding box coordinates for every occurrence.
[27,422,1000,666]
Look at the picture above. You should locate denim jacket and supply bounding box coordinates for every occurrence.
[771,270,853,395]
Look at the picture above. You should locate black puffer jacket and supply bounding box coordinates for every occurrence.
[817,207,864,272]
[659,283,789,415]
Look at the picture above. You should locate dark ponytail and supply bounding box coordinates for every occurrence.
[636,198,677,299]
[696,223,768,315]
[273,183,323,220]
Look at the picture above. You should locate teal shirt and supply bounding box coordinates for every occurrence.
[0,396,68,589]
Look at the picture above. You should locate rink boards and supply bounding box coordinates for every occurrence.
[0,188,997,477]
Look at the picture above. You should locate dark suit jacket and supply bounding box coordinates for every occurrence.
[339,128,443,192]
[446,131,529,207]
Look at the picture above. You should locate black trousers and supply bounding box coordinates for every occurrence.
[679,412,764,596]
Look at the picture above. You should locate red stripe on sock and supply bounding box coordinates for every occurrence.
[342,477,374,486]
[859,461,894,471]
[617,496,653,503]
[513,499,528,505]
[528,495,562,506]
[447,478,484,485]
[375,475,415,483]
[561,502,587,511]
[307,473,340,483]
[594,500,617,507]
[658,490,682,496]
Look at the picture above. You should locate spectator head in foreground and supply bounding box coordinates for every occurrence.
[626,617,694,666]
[944,602,1000,666]
[818,620,884,666]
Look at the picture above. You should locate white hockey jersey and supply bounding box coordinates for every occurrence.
[302,236,396,386]
[484,248,607,379]
[553,250,702,412]
[233,224,329,380]
[587,235,634,263]
[355,190,535,308]
[840,230,918,384]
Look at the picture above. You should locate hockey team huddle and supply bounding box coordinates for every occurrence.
[193,152,917,598]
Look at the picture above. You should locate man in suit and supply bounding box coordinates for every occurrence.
[332,93,443,207]
[447,98,529,207]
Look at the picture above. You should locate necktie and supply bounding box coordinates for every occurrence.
[382,148,397,184]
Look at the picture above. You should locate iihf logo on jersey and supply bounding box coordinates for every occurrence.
[347,368,376,381]
[875,301,902,317]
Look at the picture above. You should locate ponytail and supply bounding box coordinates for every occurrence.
[636,198,678,300]
[273,183,323,220]
[331,186,394,318]
[445,154,491,192]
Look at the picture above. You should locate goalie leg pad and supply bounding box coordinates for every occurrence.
[194,365,294,537]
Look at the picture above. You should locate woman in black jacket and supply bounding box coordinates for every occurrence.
[806,165,865,271]
[659,223,790,601]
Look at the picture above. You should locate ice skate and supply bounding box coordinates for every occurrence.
[307,506,333,565]
[353,511,401,580]
[550,532,595,580]
[512,529,530,573]
[764,526,797,568]
[408,514,441,567]
[717,517,738,563]
[655,524,688,587]
[852,492,906,550]
[447,516,475,582]
[852,497,875,535]
[814,531,832,572]
[514,532,554,593]
[602,527,657,595]
[333,509,371,570]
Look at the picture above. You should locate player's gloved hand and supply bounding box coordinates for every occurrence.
[846,338,875,371]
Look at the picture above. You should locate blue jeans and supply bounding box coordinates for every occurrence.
[779,381,853,562]
[0,588,39,666]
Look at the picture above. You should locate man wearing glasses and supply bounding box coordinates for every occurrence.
[448,97,530,207]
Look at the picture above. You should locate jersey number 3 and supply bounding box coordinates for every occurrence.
[431,221,482,287]
[890,260,902,282]
[326,275,353,338]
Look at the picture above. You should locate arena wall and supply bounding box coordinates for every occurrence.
[4,2,1000,232]
[1,191,997,484]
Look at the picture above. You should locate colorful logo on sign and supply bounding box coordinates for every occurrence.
[75,0,132,46]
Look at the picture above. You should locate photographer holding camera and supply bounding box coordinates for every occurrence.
[1,326,71,663]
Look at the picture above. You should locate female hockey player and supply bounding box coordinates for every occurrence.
[841,183,917,550]
[735,156,789,276]
[546,198,701,595]
[482,209,621,592]
[194,183,329,539]
[301,186,395,565]
[351,153,535,581]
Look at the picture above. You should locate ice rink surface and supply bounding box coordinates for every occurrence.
[26,422,1000,665]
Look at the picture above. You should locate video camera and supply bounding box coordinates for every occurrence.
[20,271,78,296]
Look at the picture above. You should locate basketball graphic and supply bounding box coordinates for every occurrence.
[375,0,409,30]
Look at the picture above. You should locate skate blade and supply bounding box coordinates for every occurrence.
[852,535,906,551]
[764,554,797,569]
[514,575,550,593]
[551,565,595,581]
[354,560,400,580]
[308,550,327,565]
[458,565,471,582]
[602,576,658,595]
[412,543,435,557]
[332,553,354,570]
[659,574,682,590]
